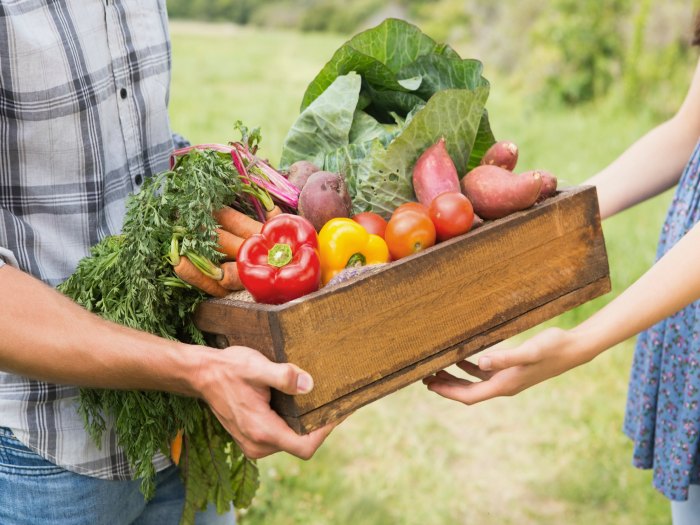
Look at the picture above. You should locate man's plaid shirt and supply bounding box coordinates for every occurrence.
[0,0,174,479]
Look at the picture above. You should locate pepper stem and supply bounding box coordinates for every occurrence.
[346,253,366,268]
[268,243,293,267]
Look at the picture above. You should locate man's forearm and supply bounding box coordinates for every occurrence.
[0,264,337,459]
[0,264,202,396]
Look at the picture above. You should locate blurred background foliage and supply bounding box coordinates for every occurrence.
[167,0,700,116]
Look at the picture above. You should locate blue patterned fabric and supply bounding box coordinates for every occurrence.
[624,139,700,501]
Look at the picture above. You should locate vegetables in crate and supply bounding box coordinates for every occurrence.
[385,202,436,260]
[531,169,559,201]
[279,18,496,218]
[480,140,519,171]
[298,171,352,231]
[352,212,388,238]
[461,165,543,219]
[237,214,321,304]
[288,160,320,189]
[317,218,390,285]
[412,137,460,207]
[428,192,474,241]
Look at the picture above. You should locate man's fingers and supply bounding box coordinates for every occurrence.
[261,418,337,460]
[478,343,541,372]
[248,358,314,396]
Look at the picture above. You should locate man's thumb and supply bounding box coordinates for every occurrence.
[266,363,314,395]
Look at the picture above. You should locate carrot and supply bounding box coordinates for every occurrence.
[265,205,283,221]
[170,429,183,466]
[220,262,244,291]
[215,228,245,260]
[173,255,229,298]
[213,206,263,239]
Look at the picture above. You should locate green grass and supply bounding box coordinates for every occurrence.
[169,20,682,525]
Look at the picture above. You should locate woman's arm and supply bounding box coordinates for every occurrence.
[0,264,335,459]
[424,218,700,405]
[587,58,700,219]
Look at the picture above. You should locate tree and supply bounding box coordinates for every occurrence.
[531,0,631,105]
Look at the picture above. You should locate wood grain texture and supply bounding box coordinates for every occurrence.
[193,303,279,361]
[194,186,610,430]
[282,275,611,433]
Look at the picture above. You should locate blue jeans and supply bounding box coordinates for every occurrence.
[0,427,234,524]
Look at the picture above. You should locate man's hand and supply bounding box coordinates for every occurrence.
[0,266,338,460]
[422,327,593,405]
[192,346,337,460]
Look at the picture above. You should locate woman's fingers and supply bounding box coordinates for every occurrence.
[425,370,473,386]
[424,370,511,405]
[477,343,541,372]
[456,359,494,380]
[424,328,579,405]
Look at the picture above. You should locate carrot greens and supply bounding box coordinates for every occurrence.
[58,143,263,523]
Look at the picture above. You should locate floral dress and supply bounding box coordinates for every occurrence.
[624,138,700,501]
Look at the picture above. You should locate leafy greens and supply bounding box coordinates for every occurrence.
[280,18,496,217]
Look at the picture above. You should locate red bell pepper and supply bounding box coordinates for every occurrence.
[236,214,321,304]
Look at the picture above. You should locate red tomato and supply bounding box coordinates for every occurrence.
[352,212,388,238]
[385,208,436,260]
[428,192,474,241]
[393,201,430,216]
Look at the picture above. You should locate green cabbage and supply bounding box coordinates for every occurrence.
[280,18,496,217]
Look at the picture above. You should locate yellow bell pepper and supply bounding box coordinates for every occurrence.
[318,218,390,285]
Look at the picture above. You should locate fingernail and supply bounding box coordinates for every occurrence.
[479,357,492,370]
[297,373,313,394]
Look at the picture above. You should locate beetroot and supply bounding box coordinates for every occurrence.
[412,137,460,206]
[298,171,352,231]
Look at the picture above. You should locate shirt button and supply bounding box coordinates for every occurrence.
[134,174,143,185]
[120,88,128,99]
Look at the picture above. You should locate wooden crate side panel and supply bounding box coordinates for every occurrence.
[193,303,279,361]
[282,275,611,434]
[277,190,607,411]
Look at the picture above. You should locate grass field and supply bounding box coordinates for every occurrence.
[168,21,686,524]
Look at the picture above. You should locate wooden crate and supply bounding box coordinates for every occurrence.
[194,185,610,434]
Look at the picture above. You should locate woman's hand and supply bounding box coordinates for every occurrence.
[423,327,595,405]
[425,214,700,406]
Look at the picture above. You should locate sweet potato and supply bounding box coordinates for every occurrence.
[480,141,519,171]
[461,165,542,220]
[412,137,460,206]
[298,171,352,231]
[524,169,558,201]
